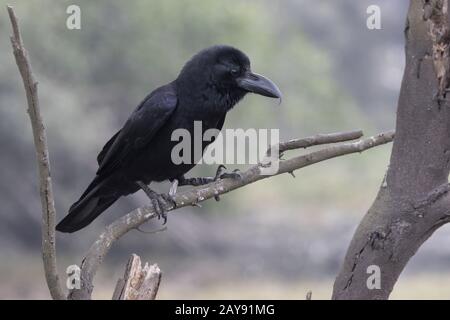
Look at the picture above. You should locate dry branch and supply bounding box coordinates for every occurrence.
[7,6,65,300]
[277,129,363,153]
[112,254,161,300]
[69,129,394,299]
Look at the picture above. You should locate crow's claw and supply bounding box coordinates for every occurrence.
[177,176,214,186]
[214,164,228,180]
[137,181,172,225]
[149,195,168,224]
[214,165,243,181]
[219,169,243,180]
[161,193,177,209]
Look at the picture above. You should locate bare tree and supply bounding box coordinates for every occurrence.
[333,0,450,299]
[8,5,398,300]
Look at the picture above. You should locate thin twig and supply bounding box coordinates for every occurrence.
[69,129,394,299]
[7,6,65,300]
[277,130,363,153]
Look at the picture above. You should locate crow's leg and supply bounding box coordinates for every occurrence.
[176,176,215,187]
[168,176,213,203]
[212,165,243,201]
[175,165,242,188]
[136,181,175,224]
[213,164,243,180]
[174,175,218,201]
[173,165,242,202]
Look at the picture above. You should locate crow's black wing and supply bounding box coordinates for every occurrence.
[216,114,226,131]
[97,130,121,165]
[96,83,178,176]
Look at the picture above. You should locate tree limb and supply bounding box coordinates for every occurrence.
[7,6,65,300]
[277,129,363,153]
[69,129,394,299]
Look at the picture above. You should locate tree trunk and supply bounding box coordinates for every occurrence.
[333,0,450,300]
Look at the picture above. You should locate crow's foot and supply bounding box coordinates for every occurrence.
[174,166,242,202]
[177,176,214,187]
[214,164,243,181]
[136,181,175,224]
[176,165,242,187]
[212,165,242,201]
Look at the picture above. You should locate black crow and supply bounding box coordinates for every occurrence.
[56,45,281,233]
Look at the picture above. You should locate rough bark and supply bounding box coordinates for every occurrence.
[112,254,161,300]
[7,6,65,300]
[333,0,450,300]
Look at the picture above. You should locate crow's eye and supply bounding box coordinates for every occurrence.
[230,69,239,76]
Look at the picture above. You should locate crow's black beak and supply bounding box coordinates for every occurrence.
[237,72,282,99]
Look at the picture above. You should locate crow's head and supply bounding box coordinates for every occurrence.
[177,45,281,110]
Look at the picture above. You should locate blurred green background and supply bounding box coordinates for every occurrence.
[1,0,450,299]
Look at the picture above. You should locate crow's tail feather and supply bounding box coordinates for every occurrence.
[56,177,119,233]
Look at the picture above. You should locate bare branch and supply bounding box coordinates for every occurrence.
[277,129,363,153]
[7,6,65,300]
[69,129,394,299]
[112,254,161,300]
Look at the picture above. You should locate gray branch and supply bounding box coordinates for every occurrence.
[69,129,394,299]
[7,6,65,300]
[277,129,363,153]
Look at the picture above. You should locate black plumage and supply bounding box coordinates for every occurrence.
[56,45,281,233]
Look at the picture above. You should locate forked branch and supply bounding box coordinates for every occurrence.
[69,129,394,299]
[7,5,65,300]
